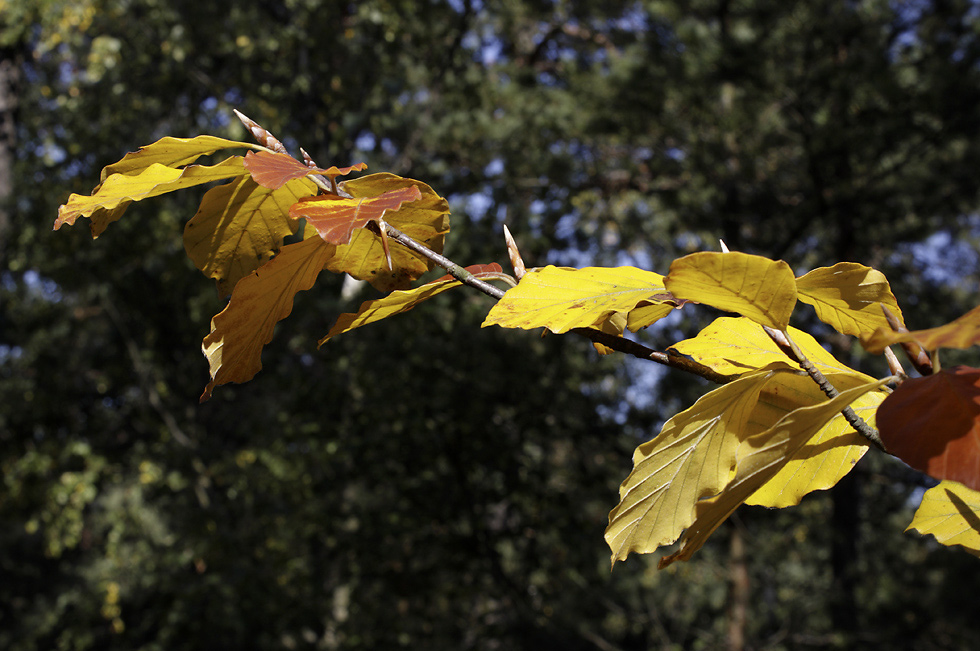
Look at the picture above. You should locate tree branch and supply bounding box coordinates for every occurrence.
[763,325,886,451]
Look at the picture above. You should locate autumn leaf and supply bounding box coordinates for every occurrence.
[591,312,629,355]
[321,173,451,292]
[55,157,247,236]
[665,252,797,329]
[876,366,980,491]
[242,150,367,190]
[906,481,980,557]
[605,364,793,566]
[743,372,883,508]
[796,262,904,338]
[658,377,890,568]
[626,300,677,332]
[200,236,335,401]
[99,135,256,181]
[863,305,980,354]
[671,316,873,379]
[482,265,671,334]
[319,264,503,345]
[183,175,317,297]
[292,185,422,246]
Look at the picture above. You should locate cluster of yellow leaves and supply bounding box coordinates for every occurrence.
[483,250,978,566]
[55,135,451,401]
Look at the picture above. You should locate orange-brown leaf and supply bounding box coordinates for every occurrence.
[290,185,423,246]
[243,150,367,190]
[199,236,335,401]
[877,366,980,491]
[321,173,450,292]
[864,305,980,354]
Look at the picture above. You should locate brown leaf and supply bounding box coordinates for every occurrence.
[325,173,451,292]
[291,185,423,246]
[242,150,367,190]
[877,366,980,491]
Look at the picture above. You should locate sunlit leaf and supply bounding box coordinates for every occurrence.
[323,173,451,292]
[864,305,980,354]
[796,262,904,338]
[200,236,335,401]
[906,481,980,557]
[877,366,980,491]
[658,377,890,568]
[591,312,629,355]
[671,316,872,379]
[319,264,503,345]
[291,185,422,246]
[605,364,792,566]
[99,135,256,181]
[55,157,246,236]
[665,251,797,329]
[482,265,671,334]
[626,300,677,332]
[243,150,367,190]
[183,175,317,297]
[743,373,883,508]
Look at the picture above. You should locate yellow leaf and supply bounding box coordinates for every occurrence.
[671,316,873,378]
[200,236,335,401]
[796,262,904,338]
[99,135,256,182]
[326,173,451,292]
[665,251,797,329]
[863,304,980,354]
[743,373,884,508]
[183,175,317,297]
[658,377,890,568]
[605,364,793,566]
[55,157,247,236]
[483,265,669,334]
[591,312,629,355]
[319,264,503,345]
[626,301,675,332]
[906,481,980,557]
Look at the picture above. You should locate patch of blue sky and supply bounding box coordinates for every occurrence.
[355,131,376,153]
[898,218,980,290]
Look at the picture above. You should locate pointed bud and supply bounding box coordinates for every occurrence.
[503,224,526,280]
[233,109,288,154]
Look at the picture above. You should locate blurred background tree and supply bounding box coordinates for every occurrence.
[2,0,979,649]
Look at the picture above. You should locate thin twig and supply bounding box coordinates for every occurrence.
[762,325,886,451]
[382,223,737,383]
[383,224,507,299]
[571,328,739,384]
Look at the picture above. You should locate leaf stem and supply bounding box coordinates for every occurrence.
[763,325,887,451]
[383,224,508,299]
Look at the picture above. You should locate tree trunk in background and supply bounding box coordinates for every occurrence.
[0,47,18,258]
[727,524,748,651]
[830,470,860,637]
